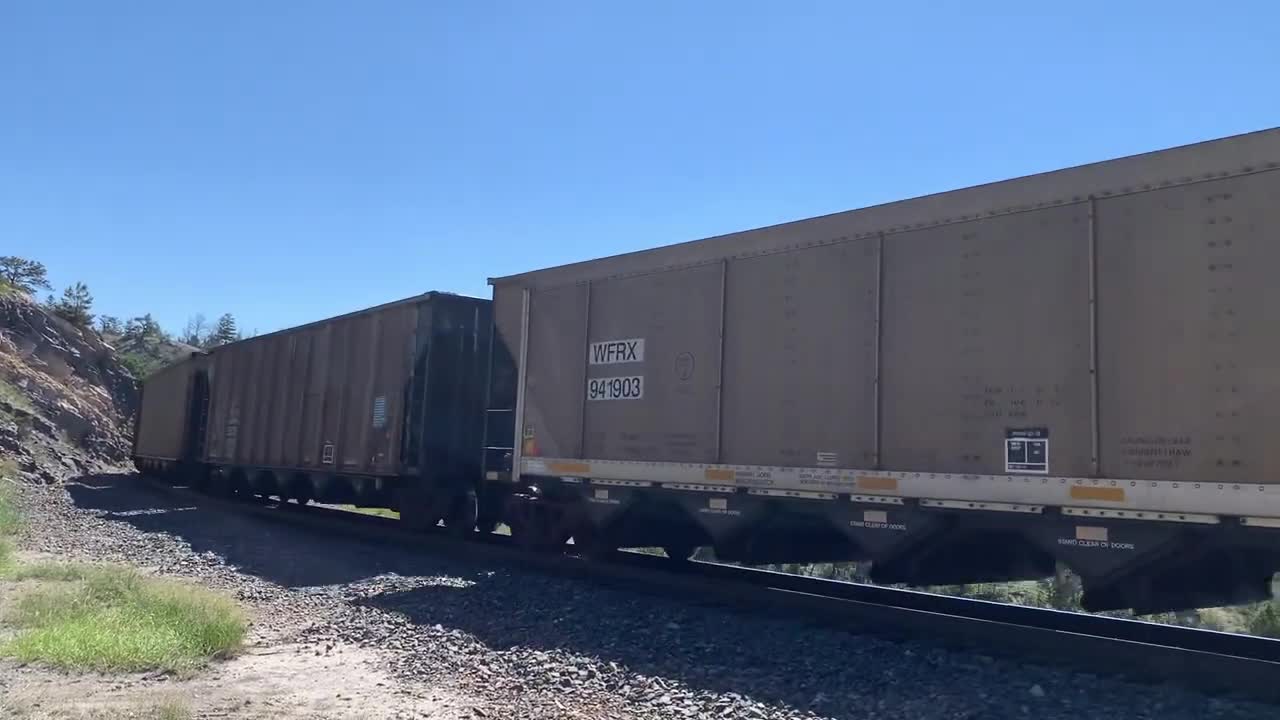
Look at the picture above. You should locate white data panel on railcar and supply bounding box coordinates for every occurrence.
[1005,427,1049,474]
[587,375,645,401]
[588,338,645,365]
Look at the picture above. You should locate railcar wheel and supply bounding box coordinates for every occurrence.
[398,485,440,532]
[571,526,615,561]
[508,500,567,552]
[663,544,695,563]
[444,489,479,539]
[207,470,232,498]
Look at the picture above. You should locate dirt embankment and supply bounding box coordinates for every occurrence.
[0,296,139,481]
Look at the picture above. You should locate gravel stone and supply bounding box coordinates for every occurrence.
[3,473,1277,720]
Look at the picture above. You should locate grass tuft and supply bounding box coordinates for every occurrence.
[1,563,246,672]
[0,479,17,571]
[152,699,193,720]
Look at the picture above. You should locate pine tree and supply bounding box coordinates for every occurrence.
[97,315,124,336]
[48,282,95,327]
[205,313,240,347]
[124,313,164,344]
[0,256,52,295]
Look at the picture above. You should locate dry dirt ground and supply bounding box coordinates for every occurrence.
[3,637,473,719]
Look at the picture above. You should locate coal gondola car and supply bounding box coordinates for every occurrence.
[133,292,496,534]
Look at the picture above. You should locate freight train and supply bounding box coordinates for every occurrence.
[134,128,1280,614]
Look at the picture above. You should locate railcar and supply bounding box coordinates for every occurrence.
[136,127,1280,613]
[133,292,497,534]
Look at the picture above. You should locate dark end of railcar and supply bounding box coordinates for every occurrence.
[401,292,494,486]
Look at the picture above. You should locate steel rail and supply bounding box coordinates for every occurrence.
[132,477,1280,704]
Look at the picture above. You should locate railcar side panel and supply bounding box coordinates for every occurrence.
[339,314,374,471]
[583,264,723,463]
[300,325,330,467]
[522,284,589,459]
[880,205,1094,476]
[720,241,878,469]
[319,318,350,469]
[1097,171,1280,482]
[133,357,197,460]
[282,331,309,467]
[267,333,294,467]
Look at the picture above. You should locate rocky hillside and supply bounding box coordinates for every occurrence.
[0,296,139,483]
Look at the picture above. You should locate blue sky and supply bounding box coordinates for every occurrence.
[3,1,1277,336]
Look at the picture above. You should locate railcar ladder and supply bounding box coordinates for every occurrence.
[481,407,515,481]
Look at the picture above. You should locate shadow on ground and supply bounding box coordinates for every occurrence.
[63,472,934,713]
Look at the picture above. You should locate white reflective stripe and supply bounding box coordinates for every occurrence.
[919,499,1044,514]
[523,457,1280,519]
[746,488,837,500]
[849,494,905,505]
[1241,516,1280,528]
[589,478,653,488]
[664,483,730,493]
[1062,507,1219,524]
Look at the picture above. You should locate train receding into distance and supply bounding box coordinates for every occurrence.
[134,127,1280,614]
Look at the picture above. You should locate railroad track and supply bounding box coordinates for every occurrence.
[135,476,1280,705]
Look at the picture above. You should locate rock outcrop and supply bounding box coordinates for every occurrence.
[0,296,139,482]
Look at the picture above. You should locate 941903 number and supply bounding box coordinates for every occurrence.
[587,375,644,401]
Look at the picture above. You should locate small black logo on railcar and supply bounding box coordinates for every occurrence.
[675,352,695,381]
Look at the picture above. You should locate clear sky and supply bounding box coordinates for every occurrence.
[3,1,1277,336]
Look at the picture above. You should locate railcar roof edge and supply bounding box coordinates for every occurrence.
[203,290,486,353]
[487,125,1280,288]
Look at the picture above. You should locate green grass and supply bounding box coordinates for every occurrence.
[1,563,246,673]
[121,700,192,720]
[0,477,18,537]
[0,477,18,572]
[70,700,191,720]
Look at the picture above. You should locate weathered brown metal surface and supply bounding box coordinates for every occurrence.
[202,295,426,475]
[721,241,878,468]
[880,204,1093,476]
[1096,172,1280,483]
[583,264,723,462]
[133,356,197,460]
[522,284,588,459]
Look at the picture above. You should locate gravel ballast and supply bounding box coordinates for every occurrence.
[4,473,1277,720]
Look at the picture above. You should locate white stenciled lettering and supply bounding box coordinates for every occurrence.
[587,375,645,401]
[849,521,907,531]
[1057,537,1136,551]
[589,339,646,365]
